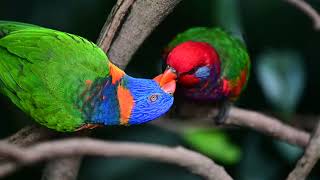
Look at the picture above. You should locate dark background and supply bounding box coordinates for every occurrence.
[1,0,320,179]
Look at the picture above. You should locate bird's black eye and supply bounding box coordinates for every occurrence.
[187,67,198,75]
[149,94,159,102]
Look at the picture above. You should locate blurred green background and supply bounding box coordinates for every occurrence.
[1,0,320,179]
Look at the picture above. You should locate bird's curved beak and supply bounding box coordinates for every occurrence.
[154,66,178,95]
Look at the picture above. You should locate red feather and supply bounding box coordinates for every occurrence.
[167,41,220,73]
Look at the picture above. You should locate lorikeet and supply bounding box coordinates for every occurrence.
[157,27,250,123]
[0,21,176,132]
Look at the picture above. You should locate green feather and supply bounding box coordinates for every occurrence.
[0,21,108,131]
[166,27,250,89]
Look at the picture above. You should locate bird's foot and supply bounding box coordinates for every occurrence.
[213,102,231,125]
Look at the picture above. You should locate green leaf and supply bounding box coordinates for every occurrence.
[182,128,241,164]
[256,49,306,116]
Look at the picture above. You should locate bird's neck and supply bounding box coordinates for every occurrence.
[83,63,134,126]
[108,63,125,84]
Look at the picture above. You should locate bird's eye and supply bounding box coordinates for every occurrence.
[187,67,198,75]
[149,94,159,102]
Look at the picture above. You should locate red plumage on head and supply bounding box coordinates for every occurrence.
[167,41,220,73]
[166,41,220,86]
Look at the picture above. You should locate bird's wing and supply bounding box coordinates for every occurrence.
[0,21,108,131]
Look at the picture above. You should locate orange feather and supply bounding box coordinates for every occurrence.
[117,85,134,125]
[109,63,125,84]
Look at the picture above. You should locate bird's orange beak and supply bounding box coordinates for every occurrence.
[154,67,177,95]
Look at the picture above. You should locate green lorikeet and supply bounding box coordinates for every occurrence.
[157,27,250,123]
[0,21,176,132]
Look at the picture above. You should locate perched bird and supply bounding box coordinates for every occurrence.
[158,27,250,123]
[0,21,175,132]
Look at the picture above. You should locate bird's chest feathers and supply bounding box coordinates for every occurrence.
[181,72,225,101]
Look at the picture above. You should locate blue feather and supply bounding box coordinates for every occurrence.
[124,76,174,125]
[195,66,210,80]
[89,75,174,125]
[90,77,120,125]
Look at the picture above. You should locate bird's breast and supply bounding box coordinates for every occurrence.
[181,82,226,102]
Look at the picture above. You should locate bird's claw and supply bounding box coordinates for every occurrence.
[213,101,231,125]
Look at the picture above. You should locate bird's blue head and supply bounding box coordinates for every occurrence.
[118,75,175,125]
[91,64,175,126]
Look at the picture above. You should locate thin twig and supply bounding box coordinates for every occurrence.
[284,0,320,30]
[286,119,320,180]
[0,138,233,180]
[96,0,136,52]
[227,107,310,147]
[165,103,311,147]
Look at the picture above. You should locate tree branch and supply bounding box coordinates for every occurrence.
[1,125,57,179]
[0,138,233,180]
[96,0,136,52]
[108,0,182,69]
[227,107,310,147]
[40,133,86,180]
[161,103,311,147]
[41,157,82,180]
[286,119,320,180]
[284,0,320,30]
[5,125,54,146]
